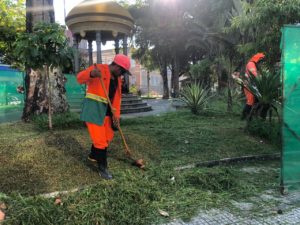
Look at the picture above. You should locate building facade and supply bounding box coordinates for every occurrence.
[91,49,171,97]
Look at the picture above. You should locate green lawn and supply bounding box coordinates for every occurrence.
[0,107,281,224]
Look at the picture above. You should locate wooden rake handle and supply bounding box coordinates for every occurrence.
[94,64,132,157]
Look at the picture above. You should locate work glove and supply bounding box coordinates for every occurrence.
[111,115,119,131]
[90,66,101,78]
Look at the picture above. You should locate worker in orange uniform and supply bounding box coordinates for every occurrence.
[77,54,131,179]
[241,52,265,120]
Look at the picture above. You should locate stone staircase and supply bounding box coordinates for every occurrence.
[121,93,152,114]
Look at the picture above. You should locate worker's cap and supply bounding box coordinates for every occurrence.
[113,54,132,75]
[250,53,265,63]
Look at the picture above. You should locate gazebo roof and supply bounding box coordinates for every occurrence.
[65,0,134,41]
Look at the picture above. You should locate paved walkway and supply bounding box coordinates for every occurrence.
[165,207,300,225]
[121,98,178,119]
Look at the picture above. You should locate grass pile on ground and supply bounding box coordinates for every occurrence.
[0,108,280,224]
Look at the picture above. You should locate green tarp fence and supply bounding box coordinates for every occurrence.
[65,74,85,112]
[0,71,85,123]
[281,25,300,191]
[0,69,24,123]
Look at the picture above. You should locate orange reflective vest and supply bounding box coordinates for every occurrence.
[244,61,258,106]
[246,61,258,77]
[77,64,122,125]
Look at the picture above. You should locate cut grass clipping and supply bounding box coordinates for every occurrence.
[0,109,280,224]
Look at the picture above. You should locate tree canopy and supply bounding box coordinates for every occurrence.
[0,0,25,64]
[129,0,300,99]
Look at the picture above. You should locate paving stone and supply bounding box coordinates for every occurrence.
[162,207,300,225]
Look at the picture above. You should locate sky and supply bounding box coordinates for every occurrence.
[53,0,83,25]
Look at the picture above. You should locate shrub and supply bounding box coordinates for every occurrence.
[246,68,281,120]
[180,83,212,114]
[246,118,281,146]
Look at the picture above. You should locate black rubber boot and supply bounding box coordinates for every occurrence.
[88,145,97,163]
[96,148,113,180]
[98,159,113,180]
[87,146,112,179]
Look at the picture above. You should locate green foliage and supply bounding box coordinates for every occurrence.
[230,0,300,64]
[246,118,281,146]
[0,0,25,64]
[31,112,83,130]
[246,68,281,120]
[247,69,281,105]
[131,48,156,72]
[180,83,212,114]
[13,22,73,70]
[189,59,214,87]
[129,84,141,96]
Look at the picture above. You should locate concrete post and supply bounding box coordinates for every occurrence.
[122,35,129,93]
[88,39,93,66]
[96,31,102,64]
[115,39,120,54]
[73,35,79,72]
[123,35,128,55]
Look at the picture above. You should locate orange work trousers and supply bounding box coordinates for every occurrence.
[244,87,255,106]
[86,116,114,149]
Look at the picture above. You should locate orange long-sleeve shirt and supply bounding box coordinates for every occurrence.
[77,64,122,120]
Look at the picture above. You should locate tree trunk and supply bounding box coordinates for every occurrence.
[227,60,233,112]
[46,66,53,129]
[161,60,169,99]
[227,80,233,112]
[216,61,223,94]
[170,60,175,98]
[173,53,180,98]
[147,70,150,97]
[23,0,67,121]
[51,68,68,113]
[26,0,33,32]
[22,69,47,121]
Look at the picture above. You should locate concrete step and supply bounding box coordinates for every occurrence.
[121,96,141,101]
[121,93,152,114]
[121,99,143,104]
[121,102,147,109]
[121,105,152,114]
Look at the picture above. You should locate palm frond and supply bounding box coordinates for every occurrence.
[180,83,212,114]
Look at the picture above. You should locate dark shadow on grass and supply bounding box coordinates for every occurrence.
[0,161,47,195]
[44,133,86,158]
[43,133,98,173]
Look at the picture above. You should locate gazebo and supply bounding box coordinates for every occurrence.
[65,0,134,72]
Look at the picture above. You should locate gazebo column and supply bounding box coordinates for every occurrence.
[88,39,93,66]
[122,35,130,93]
[96,31,102,64]
[123,35,128,55]
[115,39,120,54]
[73,35,79,72]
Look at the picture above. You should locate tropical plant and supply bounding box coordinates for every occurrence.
[180,83,212,114]
[14,22,73,129]
[245,68,281,121]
